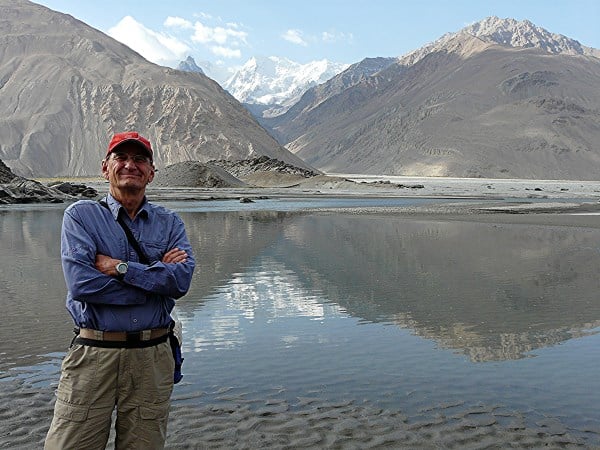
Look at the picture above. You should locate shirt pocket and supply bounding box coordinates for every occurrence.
[141,239,169,264]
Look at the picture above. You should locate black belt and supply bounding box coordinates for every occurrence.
[73,328,169,348]
[78,328,169,342]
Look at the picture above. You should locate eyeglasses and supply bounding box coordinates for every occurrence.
[110,152,151,164]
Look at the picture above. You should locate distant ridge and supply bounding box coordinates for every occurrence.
[177,56,205,74]
[260,57,397,143]
[399,16,600,66]
[265,17,600,180]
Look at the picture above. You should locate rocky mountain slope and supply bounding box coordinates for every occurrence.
[268,17,600,180]
[0,0,310,178]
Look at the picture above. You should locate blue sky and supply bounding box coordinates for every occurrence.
[35,0,600,82]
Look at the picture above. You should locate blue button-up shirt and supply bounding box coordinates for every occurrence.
[61,193,195,332]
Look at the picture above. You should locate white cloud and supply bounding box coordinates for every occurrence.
[108,16,190,66]
[164,16,193,30]
[279,28,353,50]
[184,20,247,59]
[321,30,354,44]
[211,46,242,58]
[281,29,308,46]
[107,14,249,66]
[191,22,247,46]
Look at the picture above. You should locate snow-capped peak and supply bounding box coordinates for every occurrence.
[222,55,349,110]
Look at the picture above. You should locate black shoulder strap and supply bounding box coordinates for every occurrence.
[99,200,151,264]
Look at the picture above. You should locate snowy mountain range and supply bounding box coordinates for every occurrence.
[180,16,599,123]
[180,55,349,118]
[4,5,600,181]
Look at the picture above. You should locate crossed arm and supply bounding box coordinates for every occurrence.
[95,248,189,277]
[62,205,195,304]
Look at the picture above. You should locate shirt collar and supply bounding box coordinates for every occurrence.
[106,193,150,220]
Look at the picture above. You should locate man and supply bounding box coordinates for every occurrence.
[45,132,196,449]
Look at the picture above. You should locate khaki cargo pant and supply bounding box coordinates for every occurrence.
[44,340,174,450]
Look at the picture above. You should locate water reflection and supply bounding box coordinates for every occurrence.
[274,215,600,361]
[178,211,600,362]
[0,208,71,371]
[3,204,600,447]
[176,210,291,304]
[3,206,600,373]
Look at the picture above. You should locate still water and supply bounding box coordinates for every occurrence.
[1,198,599,446]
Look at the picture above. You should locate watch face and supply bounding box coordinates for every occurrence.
[116,262,128,275]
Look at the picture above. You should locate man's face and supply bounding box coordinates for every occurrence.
[102,142,155,191]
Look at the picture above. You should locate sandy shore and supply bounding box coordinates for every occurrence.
[2,376,592,449]
[4,174,599,448]
[71,174,600,231]
[77,173,600,209]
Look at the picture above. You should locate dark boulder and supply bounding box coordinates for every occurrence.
[0,159,97,204]
[47,181,98,198]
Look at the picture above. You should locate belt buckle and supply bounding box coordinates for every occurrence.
[126,332,142,343]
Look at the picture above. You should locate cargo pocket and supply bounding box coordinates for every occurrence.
[45,400,91,449]
[47,399,113,450]
[54,398,90,422]
[136,400,171,446]
[139,400,170,422]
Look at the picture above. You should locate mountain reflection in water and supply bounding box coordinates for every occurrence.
[2,206,600,372]
[273,215,600,361]
[179,211,600,362]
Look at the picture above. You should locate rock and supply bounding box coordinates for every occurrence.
[47,181,98,198]
[155,157,319,188]
[153,161,247,188]
[0,159,98,204]
[0,159,16,184]
[210,156,320,179]
[0,178,70,204]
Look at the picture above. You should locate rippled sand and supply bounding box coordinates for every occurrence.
[1,377,594,449]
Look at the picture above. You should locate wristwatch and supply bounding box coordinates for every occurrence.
[115,261,128,279]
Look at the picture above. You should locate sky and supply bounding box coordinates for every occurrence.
[35,0,600,83]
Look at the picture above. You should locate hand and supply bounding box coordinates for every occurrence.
[95,254,120,276]
[162,248,188,264]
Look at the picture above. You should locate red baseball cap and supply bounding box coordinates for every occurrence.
[107,132,153,160]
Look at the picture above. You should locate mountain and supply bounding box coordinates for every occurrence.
[268,17,600,180]
[178,56,233,85]
[177,56,204,74]
[0,0,310,178]
[261,57,397,143]
[221,56,349,118]
[398,16,600,67]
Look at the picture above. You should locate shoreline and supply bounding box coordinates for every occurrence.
[65,175,600,222]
